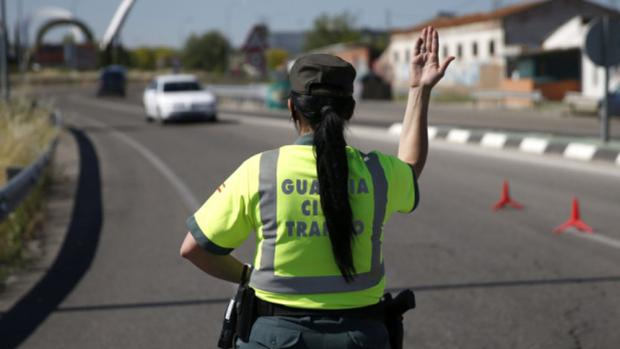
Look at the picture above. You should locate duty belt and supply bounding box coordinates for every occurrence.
[255,298,386,320]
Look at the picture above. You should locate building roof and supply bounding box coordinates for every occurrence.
[392,0,548,34]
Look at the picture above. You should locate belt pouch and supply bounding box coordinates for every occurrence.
[235,285,258,342]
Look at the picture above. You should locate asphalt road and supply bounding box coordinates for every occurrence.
[5,87,620,348]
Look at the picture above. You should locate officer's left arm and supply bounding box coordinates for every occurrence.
[180,233,245,283]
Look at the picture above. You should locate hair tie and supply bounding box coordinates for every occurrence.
[321,105,334,116]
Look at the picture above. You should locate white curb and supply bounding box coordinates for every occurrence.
[428,126,438,139]
[481,133,508,149]
[388,123,402,136]
[520,137,548,154]
[446,129,470,144]
[563,143,597,161]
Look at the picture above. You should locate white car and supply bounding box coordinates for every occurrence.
[143,74,217,123]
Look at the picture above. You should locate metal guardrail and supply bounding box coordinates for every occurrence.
[0,112,62,222]
[471,90,543,102]
[207,84,269,102]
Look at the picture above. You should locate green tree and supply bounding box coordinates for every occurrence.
[266,48,289,71]
[303,12,361,51]
[131,47,156,70]
[182,31,230,72]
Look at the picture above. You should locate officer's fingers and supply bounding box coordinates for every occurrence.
[414,36,423,55]
[439,56,456,74]
[431,28,439,57]
[425,26,433,53]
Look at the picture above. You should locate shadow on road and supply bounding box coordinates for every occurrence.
[387,275,620,294]
[0,128,103,348]
[54,297,230,313]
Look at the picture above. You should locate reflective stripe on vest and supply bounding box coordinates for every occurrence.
[249,149,388,294]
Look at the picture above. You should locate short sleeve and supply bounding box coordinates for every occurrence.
[379,153,419,214]
[186,161,254,255]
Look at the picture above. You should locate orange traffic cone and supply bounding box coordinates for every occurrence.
[492,180,524,211]
[553,197,593,234]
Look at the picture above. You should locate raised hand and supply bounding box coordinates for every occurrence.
[409,26,455,89]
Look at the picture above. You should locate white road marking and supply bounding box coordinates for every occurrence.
[616,153,620,166]
[563,143,597,161]
[520,137,548,154]
[481,132,507,149]
[446,129,470,144]
[567,230,620,250]
[68,96,200,211]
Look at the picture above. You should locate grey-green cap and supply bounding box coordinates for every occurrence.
[289,54,356,97]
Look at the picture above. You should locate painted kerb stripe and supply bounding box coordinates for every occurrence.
[428,126,438,140]
[480,133,508,149]
[520,137,548,154]
[563,143,597,161]
[446,129,470,144]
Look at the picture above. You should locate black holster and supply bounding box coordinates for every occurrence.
[217,284,259,348]
[218,266,258,349]
[382,289,416,349]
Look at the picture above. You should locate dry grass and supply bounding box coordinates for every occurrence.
[0,98,56,186]
[0,98,56,287]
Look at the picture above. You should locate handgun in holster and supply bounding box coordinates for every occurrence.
[382,289,416,349]
[217,265,257,349]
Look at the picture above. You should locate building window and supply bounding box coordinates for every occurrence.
[457,44,463,59]
[405,48,410,63]
[393,50,399,63]
[472,42,478,57]
[489,40,495,56]
[443,45,449,59]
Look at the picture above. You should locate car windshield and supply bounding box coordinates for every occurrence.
[163,81,202,92]
[103,72,125,82]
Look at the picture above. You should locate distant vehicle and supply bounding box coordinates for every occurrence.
[564,89,620,116]
[97,65,126,97]
[143,74,217,123]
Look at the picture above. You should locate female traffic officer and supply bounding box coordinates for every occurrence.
[180,27,453,348]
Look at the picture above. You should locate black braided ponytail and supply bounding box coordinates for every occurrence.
[291,92,357,282]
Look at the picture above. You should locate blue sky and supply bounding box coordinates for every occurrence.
[7,0,618,48]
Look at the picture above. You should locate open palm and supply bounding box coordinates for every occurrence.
[409,27,454,89]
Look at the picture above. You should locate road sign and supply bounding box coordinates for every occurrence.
[584,17,620,143]
[585,17,620,67]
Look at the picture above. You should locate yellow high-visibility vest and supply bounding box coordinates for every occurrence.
[187,135,418,309]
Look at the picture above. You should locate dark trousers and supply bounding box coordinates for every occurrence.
[236,315,390,349]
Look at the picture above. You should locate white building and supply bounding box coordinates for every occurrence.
[380,0,620,100]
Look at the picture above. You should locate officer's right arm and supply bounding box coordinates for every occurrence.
[181,160,255,283]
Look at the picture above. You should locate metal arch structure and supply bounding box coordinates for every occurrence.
[100,0,136,51]
[34,18,95,48]
[20,6,84,49]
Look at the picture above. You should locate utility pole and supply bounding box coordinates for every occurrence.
[0,0,10,101]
